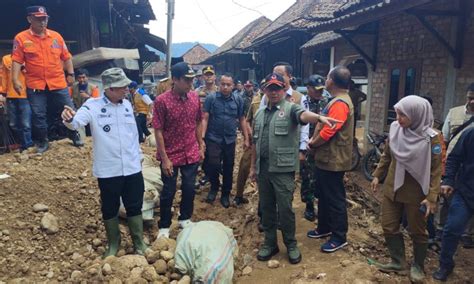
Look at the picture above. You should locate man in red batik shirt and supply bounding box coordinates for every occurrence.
[153,62,205,240]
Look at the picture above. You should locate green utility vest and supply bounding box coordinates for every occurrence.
[71,83,96,108]
[253,99,300,175]
[314,92,354,172]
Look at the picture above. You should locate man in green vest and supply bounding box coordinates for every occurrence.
[249,73,340,264]
[307,66,354,253]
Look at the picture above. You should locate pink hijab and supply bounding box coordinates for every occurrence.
[389,95,435,195]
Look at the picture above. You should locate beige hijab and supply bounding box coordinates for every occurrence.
[389,95,435,195]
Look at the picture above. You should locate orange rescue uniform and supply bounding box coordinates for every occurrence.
[12,29,71,91]
[2,55,27,99]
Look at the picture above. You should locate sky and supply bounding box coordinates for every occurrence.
[147,0,296,47]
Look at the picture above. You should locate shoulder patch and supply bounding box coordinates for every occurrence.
[432,144,442,155]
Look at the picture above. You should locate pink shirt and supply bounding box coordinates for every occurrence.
[153,90,202,166]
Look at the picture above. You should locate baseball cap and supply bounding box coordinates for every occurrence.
[202,66,215,75]
[129,81,138,89]
[171,62,195,79]
[306,74,325,90]
[27,6,48,17]
[264,73,285,89]
[244,80,253,87]
[101,68,132,89]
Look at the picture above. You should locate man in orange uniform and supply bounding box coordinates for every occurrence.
[1,54,32,151]
[12,6,78,153]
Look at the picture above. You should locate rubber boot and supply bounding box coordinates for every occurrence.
[103,217,121,258]
[127,215,149,255]
[410,243,428,283]
[374,235,408,274]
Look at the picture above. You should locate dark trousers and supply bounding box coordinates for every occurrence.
[135,113,151,143]
[206,140,235,195]
[27,88,75,142]
[440,192,473,269]
[97,172,145,220]
[6,98,33,149]
[315,167,348,242]
[159,162,199,228]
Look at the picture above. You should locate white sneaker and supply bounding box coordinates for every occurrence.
[178,219,193,229]
[156,228,170,240]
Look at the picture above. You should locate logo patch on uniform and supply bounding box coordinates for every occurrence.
[289,97,295,103]
[125,108,129,112]
[101,108,106,113]
[24,40,34,48]
[432,144,442,155]
[103,125,111,132]
[51,39,61,49]
[278,110,285,118]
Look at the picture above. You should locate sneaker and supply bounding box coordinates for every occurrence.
[37,141,49,154]
[307,229,332,239]
[199,176,209,186]
[156,228,170,240]
[178,219,193,229]
[321,239,348,253]
[233,196,249,206]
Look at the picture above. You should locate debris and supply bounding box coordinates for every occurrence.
[267,260,280,269]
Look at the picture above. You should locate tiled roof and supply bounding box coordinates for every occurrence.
[300,31,342,49]
[211,16,272,57]
[306,0,433,32]
[251,0,344,46]
[182,44,212,65]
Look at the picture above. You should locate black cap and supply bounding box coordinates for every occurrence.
[27,6,48,17]
[171,62,195,79]
[306,74,325,90]
[264,73,285,89]
[202,66,215,75]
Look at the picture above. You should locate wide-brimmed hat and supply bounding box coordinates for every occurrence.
[101,68,132,89]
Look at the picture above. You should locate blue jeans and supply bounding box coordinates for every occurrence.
[440,192,473,269]
[7,98,33,149]
[27,88,74,142]
[159,162,199,228]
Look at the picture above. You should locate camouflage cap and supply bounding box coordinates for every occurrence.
[101,68,132,89]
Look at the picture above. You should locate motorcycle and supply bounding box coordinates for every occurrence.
[362,131,388,181]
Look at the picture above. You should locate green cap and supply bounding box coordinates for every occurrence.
[101,68,132,89]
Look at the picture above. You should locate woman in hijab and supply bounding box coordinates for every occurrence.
[371,95,442,283]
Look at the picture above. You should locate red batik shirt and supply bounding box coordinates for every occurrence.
[153,89,202,166]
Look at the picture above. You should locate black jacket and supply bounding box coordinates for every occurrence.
[443,127,474,209]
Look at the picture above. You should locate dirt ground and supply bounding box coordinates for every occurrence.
[0,137,473,283]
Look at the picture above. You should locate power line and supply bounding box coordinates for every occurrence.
[231,0,266,17]
[194,0,223,36]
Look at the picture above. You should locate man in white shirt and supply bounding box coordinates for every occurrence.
[61,68,148,258]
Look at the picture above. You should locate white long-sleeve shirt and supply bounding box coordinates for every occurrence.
[64,96,142,178]
[258,87,310,150]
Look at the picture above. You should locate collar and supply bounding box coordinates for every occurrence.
[29,28,51,37]
[217,92,233,100]
[102,95,123,105]
[171,89,189,101]
[286,87,293,97]
[266,98,285,111]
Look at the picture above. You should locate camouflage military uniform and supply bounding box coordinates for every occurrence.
[300,95,330,203]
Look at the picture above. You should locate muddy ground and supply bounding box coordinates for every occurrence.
[0,137,472,283]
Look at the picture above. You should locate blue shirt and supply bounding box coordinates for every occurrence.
[204,92,244,144]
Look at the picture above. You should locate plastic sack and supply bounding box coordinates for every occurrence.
[175,221,238,283]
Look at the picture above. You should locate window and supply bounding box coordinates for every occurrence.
[385,62,421,127]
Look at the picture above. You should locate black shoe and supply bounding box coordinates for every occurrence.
[257,246,279,261]
[205,190,217,204]
[432,267,453,281]
[37,141,49,154]
[71,132,83,147]
[220,195,230,208]
[304,210,316,222]
[233,196,249,206]
[461,235,474,249]
[199,176,209,186]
